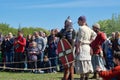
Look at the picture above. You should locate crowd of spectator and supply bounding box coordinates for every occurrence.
[0,16,120,80]
[0,29,60,73]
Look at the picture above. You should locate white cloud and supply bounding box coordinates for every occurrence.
[1,0,120,9]
[22,0,120,9]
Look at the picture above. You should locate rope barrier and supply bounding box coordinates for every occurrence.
[0,66,58,71]
[0,60,75,71]
[0,56,59,64]
[0,53,75,71]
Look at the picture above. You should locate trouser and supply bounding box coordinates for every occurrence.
[50,56,58,71]
[5,51,14,68]
[0,51,3,70]
[37,52,44,68]
[14,52,25,70]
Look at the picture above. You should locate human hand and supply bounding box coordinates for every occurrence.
[17,40,20,43]
[96,66,102,72]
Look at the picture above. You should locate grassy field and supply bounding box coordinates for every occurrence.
[0,71,80,80]
[0,71,100,80]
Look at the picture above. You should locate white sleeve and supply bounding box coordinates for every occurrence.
[77,28,84,42]
[90,30,97,40]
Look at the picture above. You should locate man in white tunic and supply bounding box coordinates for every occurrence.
[75,16,96,80]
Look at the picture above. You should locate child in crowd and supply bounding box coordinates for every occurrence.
[27,41,39,72]
[41,55,52,73]
[96,51,120,80]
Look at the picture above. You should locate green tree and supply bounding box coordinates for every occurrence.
[98,14,120,36]
[0,23,49,37]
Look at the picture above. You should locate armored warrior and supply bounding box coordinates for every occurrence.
[57,16,76,80]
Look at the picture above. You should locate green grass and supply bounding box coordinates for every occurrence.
[0,72,80,80]
[0,71,99,80]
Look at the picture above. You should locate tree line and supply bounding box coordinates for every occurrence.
[98,14,120,36]
[0,14,120,37]
[0,24,50,37]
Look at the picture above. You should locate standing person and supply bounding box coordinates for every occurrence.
[4,33,14,69]
[103,38,114,70]
[110,32,115,57]
[111,31,120,67]
[57,16,76,80]
[0,32,4,68]
[1,35,9,69]
[112,31,120,53]
[13,30,26,71]
[90,23,107,79]
[110,32,115,43]
[42,32,48,46]
[39,31,47,46]
[0,32,4,51]
[33,31,46,69]
[25,34,32,52]
[75,16,96,80]
[47,29,58,73]
[27,41,39,73]
[96,51,120,80]
[25,34,32,69]
[103,33,117,70]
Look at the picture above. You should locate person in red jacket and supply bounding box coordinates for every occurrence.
[14,30,26,71]
[96,51,120,80]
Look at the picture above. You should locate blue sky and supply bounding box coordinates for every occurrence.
[0,0,120,30]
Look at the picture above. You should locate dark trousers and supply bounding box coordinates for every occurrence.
[50,57,58,71]
[37,52,44,68]
[0,51,3,70]
[5,51,14,68]
[14,52,25,70]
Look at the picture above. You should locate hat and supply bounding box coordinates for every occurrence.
[93,23,100,29]
[65,16,72,24]
[78,16,86,22]
[64,16,73,29]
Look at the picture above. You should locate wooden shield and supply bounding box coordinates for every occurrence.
[57,38,74,67]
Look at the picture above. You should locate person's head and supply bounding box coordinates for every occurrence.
[0,32,2,37]
[43,55,49,61]
[39,31,43,37]
[111,32,115,39]
[42,32,46,38]
[54,28,59,34]
[5,35,9,40]
[17,30,23,37]
[8,32,13,38]
[65,16,72,26]
[50,29,55,35]
[64,16,73,29]
[113,52,120,65]
[30,41,37,48]
[34,31,39,37]
[115,31,120,39]
[78,16,86,26]
[27,34,32,40]
[31,35,35,41]
[92,23,100,33]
